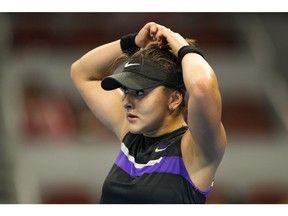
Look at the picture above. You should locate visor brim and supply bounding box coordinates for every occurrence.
[101,72,162,91]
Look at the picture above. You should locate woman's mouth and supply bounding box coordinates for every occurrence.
[127,113,138,122]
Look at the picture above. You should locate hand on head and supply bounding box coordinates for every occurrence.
[135,22,189,57]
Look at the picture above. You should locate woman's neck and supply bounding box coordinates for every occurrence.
[144,115,186,137]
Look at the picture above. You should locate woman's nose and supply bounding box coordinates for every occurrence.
[122,94,134,110]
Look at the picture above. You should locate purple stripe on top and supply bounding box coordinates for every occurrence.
[114,147,212,198]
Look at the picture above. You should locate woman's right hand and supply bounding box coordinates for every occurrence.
[135,22,159,48]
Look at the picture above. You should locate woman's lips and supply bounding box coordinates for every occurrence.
[127,113,138,122]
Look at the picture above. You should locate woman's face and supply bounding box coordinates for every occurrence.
[121,86,172,137]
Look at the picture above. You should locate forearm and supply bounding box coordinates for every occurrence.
[70,40,122,83]
[181,52,214,88]
[181,52,219,97]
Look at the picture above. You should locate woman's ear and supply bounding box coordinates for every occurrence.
[169,90,183,111]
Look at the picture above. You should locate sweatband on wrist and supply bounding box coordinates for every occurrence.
[177,45,204,63]
[120,33,140,55]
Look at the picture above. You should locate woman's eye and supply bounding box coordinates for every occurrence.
[121,87,129,94]
[136,90,144,96]
[121,87,144,96]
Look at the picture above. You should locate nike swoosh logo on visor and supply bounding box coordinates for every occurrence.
[124,62,140,68]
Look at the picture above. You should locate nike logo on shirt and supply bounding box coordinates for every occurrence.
[155,146,168,152]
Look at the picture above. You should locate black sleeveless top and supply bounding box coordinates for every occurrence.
[100,126,212,204]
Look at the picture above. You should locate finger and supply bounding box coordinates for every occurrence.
[146,22,158,39]
[154,25,170,37]
[149,23,168,40]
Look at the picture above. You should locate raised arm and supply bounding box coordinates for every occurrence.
[181,51,226,160]
[70,40,128,139]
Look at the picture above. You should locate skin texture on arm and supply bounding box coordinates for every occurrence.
[181,53,227,190]
[70,40,129,140]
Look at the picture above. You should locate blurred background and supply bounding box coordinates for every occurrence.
[0,13,288,204]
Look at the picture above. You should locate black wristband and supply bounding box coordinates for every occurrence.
[120,33,140,55]
[177,45,204,63]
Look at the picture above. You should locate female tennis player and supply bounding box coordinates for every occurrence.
[70,22,227,204]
